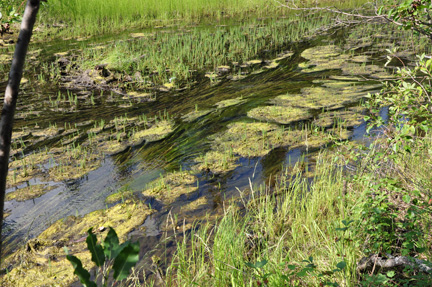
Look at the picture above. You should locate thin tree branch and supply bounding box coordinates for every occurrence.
[0,0,41,264]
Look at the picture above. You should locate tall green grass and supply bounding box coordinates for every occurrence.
[74,15,335,87]
[163,157,363,286]
[42,0,371,36]
[154,134,432,286]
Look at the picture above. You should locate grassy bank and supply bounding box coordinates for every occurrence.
[41,0,370,36]
[156,136,432,286]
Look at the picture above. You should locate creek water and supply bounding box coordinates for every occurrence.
[0,20,416,265]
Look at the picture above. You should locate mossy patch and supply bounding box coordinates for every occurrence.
[7,151,52,188]
[313,110,365,128]
[2,201,153,287]
[215,97,246,109]
[350,55,370,63]
[208,122,331,162]
[247,105,312,124]
[327,127,353,140]
[126,91,153,101]
[341,63,392,79]
[228,74,247,81]
[47,151,101,182]
[263,60,279,69]
[301,45,342,60]
[180,196,209,213]
[194,150,239,174]
[182,109,214,122]
[142,171,198,204]
[32,126,59,138]
[299,45,351,73]
[95,136,130,155]
[6,184,57,202]
[130,119,174,145]
[240,59,263,67]
[273,83,375,111]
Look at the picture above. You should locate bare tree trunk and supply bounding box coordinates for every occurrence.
[0,0,41,264]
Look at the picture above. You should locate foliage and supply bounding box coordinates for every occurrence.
[347,51,432,284]
[378,0,432,39]
[65,227,140,287]
[0,0,22,25]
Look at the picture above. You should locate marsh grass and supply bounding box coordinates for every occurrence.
[43,0,370,36]
[163,157,361,286]
[73,15,337,88]
[146,130,432,286]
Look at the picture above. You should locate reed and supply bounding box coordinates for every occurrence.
[74,15,337,87]
[42,0,370,36]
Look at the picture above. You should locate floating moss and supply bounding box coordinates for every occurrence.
[32,126,59,138]
[48,152,101,182]
[240,59,262,67]
[130,119,174,145]
[327,127,353,140]
[228,74,247,81]
[341,63,391,79]
[180,196,209,213]
[210,122,331,160]
[127,91,153,99]
[95,136,129,155]
[350,55,370,63]
[182,109,213,122]
[3,201,153,287]
[247,106,311,124]
[273,83,376,111]
[299,45,352,73]
[215,97,246,109]
[194,150,239,174]
[313,110,365,128]
[301,45,342,60]
[263,60,279,69]
[142,171,198,204]
[6,184,57,202]
[8,152,52,188]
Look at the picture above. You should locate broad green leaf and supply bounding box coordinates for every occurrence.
[386,270,395,278]
[287,264,297,270]
[86,228,105,267]
[66,255,97,287]
[254,259,268,269]
[103,227,120,259]
[336,261,346,270]
[403,195,411,203]
[113,242,140,281]
[335,227,348,232]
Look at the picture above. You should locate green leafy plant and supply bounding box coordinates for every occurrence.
[0,0,22,26]
[378,0,432,39]
[65,227,140,287]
